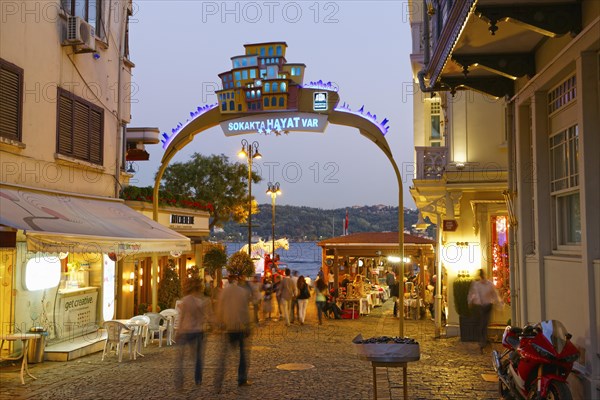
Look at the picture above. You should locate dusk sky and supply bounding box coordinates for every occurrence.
[128,1,416,209]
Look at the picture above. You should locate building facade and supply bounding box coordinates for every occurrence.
[409,1,599,397]
[0,0,191,360]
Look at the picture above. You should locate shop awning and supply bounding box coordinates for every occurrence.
[0,184,191,254]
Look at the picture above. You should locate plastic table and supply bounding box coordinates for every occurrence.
[0,333,43,384]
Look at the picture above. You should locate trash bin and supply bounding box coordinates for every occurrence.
[27,327,48,364]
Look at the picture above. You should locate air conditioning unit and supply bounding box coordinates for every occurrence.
[63,16,96,52]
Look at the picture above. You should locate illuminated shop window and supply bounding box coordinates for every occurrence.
[491,215,510,304]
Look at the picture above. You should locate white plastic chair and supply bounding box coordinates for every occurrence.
[101,320,133,362]
[144,312,167,347]
[160,308,178,346]
[129,315,150,356]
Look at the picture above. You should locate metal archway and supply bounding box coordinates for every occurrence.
[151,87,406,335]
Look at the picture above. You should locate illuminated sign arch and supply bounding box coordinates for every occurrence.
[150,42,406,334]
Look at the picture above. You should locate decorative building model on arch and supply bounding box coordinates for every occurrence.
[216,42,306,114]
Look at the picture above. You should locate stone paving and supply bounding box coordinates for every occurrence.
[0,300,501,400]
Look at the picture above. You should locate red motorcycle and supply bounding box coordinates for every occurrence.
[492,320,579,400]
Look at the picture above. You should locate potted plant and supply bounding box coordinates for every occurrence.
[226,251,255,277]
[453,275,478,342]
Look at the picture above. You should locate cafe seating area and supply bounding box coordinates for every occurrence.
[100,309,177,362]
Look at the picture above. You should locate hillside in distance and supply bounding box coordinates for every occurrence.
[212,205,434,241]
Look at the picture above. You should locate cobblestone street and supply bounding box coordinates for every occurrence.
[1,300,500,400]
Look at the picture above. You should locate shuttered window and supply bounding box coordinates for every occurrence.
[0,58,23,142]
[57,88,103,165]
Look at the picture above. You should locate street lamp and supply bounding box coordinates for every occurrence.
[266,182,282,263]
[238,139,261,255]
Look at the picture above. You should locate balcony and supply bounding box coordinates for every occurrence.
[415,146,447,180]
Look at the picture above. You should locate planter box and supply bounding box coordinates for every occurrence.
[459,315,479,342]
[352,334,420,363]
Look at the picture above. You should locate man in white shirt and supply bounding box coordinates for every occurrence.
[468,269,502,352]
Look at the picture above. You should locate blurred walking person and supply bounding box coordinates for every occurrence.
[277,268,297,326]
[174,277,213,390]
[315,277,328,325]
[296,275,311,325]
[214,274,253,392]
[262,275,274,321]
[468,268,502,353]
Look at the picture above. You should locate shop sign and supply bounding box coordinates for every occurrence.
[443,220,458,232]
[220,112,328,136]
[170,214,194,225]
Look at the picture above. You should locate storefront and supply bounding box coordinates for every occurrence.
[0,183,190,359]
[318,232,436,318]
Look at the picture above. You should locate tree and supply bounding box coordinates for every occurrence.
[159,153,261,230]
[158,260,182,310]
[226,251,255,277]
[204,244,228,276]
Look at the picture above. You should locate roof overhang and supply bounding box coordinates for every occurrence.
[421,0,582,98]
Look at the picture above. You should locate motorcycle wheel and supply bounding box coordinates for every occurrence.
[499,380,513,399]
[527,381,573,400]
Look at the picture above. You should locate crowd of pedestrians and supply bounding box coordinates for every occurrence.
[174,267,331,394]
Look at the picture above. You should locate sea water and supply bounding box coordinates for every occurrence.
[225,241,322,281]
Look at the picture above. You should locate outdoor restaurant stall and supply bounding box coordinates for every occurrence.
[317,232,436,319]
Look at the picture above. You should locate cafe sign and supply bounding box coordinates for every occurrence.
[220,112,328,136]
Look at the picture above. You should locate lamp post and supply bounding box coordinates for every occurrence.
[266,182,282,263]
[238,139,261,255]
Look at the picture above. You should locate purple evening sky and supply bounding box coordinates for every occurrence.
[128,1,416,209]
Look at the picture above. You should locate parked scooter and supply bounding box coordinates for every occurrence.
[492,320,579,400]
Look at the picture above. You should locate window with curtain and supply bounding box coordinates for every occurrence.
[56,88,103,164]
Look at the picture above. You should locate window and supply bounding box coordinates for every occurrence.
[57,88,103,164]
[271,97,276,107]
[61,0,104,39]
[260,47,265,57]
[234,71,241,81]
[264,98,269,107]
[250,69,256,79]
[272,82,278,92]
[268,47,273,56]
[229,101,234,110]
[242,58,247,67]
[265,83,270,93]
[279,97,284,107]
[550,125,580,246]
[242,70,248,80]
[0,58,23,142]
[430,100,441,140]
[281,82,287,92]
[276,46,282,55]
[548,75,576,115]
[234,60,240,68]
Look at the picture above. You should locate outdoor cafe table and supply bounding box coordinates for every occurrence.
[113,319,145,358]
[0,332,43,384]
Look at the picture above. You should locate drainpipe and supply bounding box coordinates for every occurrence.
[114,1,128,198]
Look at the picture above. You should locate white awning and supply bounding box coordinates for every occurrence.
[0,184,191,255]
